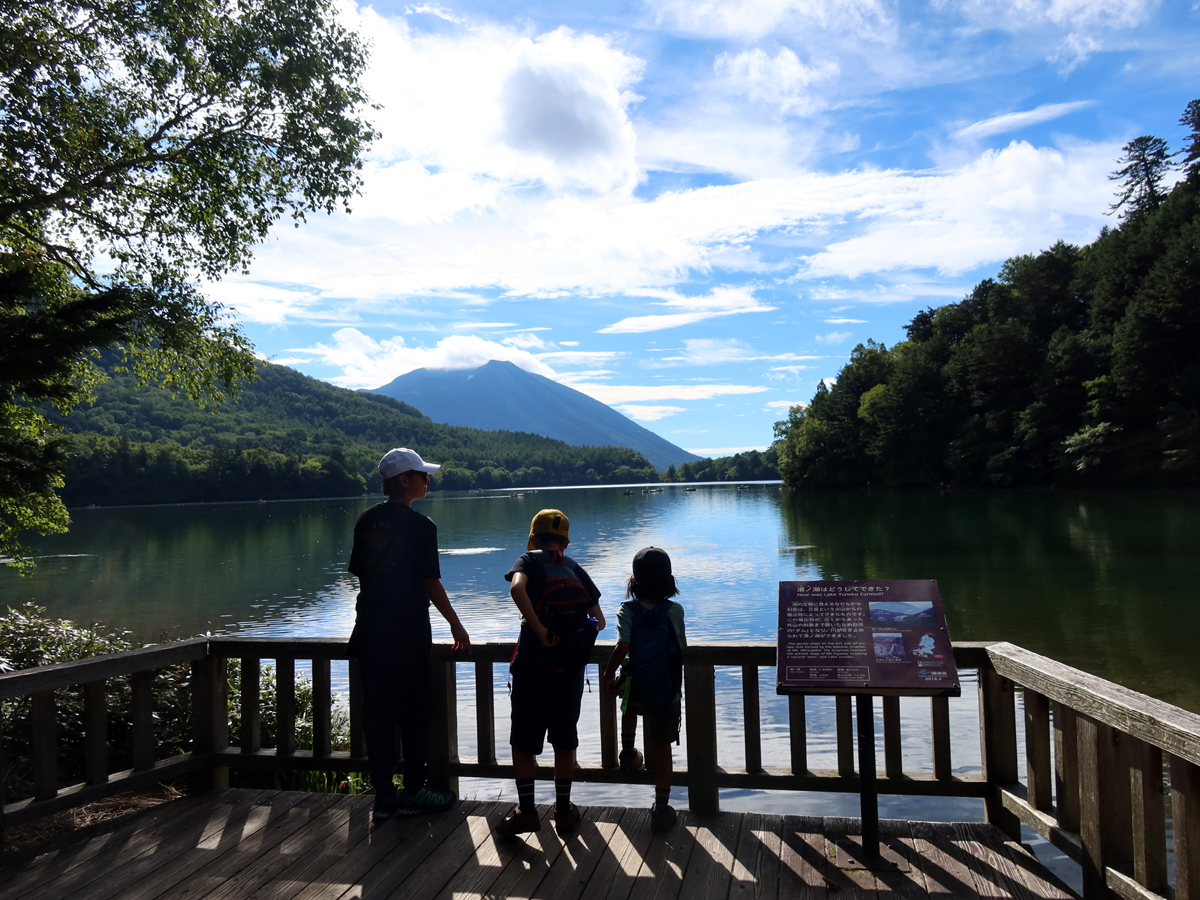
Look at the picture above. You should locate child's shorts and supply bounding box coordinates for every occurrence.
[509,667,585,755]
[627,699,681,745]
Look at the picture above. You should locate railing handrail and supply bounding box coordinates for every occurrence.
[0,638,208,700]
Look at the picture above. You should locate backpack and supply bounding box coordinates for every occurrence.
[624,599,682,709]
[512,551,597,673]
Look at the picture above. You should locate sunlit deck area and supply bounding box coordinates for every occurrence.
[0,789,1075,900]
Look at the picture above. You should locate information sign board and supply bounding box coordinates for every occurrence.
[776,579,959,696]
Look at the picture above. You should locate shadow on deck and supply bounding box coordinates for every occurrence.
[0,789,1077,900]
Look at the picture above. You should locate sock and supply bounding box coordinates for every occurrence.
[654,786,670,809]
[622,732,636,751]
[516,778,535,815]
[555,778,573,813]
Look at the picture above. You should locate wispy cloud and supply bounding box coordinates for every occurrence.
[616,404,688,421]
[815,331,853,344]
[954,101,1094,141]
[569,382,769,403]
[823,317,867,324]
[646,338,823,366]
[599,288,776,334]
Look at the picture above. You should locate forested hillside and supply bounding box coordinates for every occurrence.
[774,105,1200,489]
[52,363,664,504]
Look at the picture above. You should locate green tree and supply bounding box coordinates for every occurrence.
[1181,99,1200,181]
[1,0,377,568]
[1110,135,1173,220]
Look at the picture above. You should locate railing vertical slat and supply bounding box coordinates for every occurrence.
[742,664,762,774]
[131,670,154,771]
[1024,688,1052,811]
[429,659,459,795]
[882,695,902,779]
[1054,702,1080,831]
[83,679,108,785]
[1172,755,1200,900]
[1077,715,1104,900]
[1099,723,1134,875]
[836,694,854,777]
[979,664,1021,840]
[190,656,228,792]
[312,658,332,758]
[276,658,296,755]
[32,690,56,801]
[684,662,718,814]
[349,658,365,759]
[476,660,496,767]
[1129,736,1167,894]
[240,658,261,753]
[787,695,805,776]
[931,695,951,780]
[600,665,617,769]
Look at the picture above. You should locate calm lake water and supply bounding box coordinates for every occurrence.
[3,483,1197,876]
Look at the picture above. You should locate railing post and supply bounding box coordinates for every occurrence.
[1129,736,1167,894]
[836,694,854,777]
[1172,755,1200,900]
[744,665,763,774]
[476,660,496,767]
[190,656,228,792]
[931,695,952,780]
[83,679,108,785]
[1053,702,1080,831]
[131,670,154,771]
[1078,715,1106,900]
[240,658,261,753]
[1024,688,1052,811]
[600,665,618,769]
[1078,717,1132,898]
[978,663,1021,839]
[787,694,805,776]
[882,695,902,779]
[428,657,458,795]
[684,661,718,814]
[276,658,296,756]
[32,690,56,801]
[312,659,332,758]
[349,658,365,759]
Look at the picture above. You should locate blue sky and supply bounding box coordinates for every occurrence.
[213,0,1200,457]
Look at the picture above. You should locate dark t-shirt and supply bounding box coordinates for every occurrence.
[504,552,601,610]
[348,501,440,653]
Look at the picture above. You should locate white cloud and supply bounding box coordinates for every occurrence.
[815,331,853,343]
[648,337,823,366]
[536,350,627,364]
[599,287,776,334]
[645,0,891,40]
[453,321,519,329]
[713,48,838,115]
[1052,33,1102,72]
[954,102,1094,141]
[293,329,555,388]
[765,399,807,412]
[502,332,550,349]
[957,0,1160,31]
[559,340,580,346]
[569,382,770,403]
[767,365,814,375]
[207,282,335,326]
[823,317,867,324]
[616,404,688,421]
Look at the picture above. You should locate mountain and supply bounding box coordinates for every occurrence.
[370,361,702,470]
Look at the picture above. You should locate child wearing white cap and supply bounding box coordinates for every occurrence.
[348,447,471,822]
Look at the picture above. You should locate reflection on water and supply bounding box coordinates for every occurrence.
[2,484,1196,845]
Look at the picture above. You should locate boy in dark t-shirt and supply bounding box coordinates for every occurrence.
[348,447,471,823]
[497,509,604,838]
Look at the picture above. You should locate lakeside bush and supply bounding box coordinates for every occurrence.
[0,606,352,801]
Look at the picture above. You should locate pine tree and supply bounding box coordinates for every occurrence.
[1180,99,1200,181]
[1109,135,1173,220]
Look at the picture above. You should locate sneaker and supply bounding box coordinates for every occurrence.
[397,786,457,814]
[373,790,400,823]
[650,802,677,834]
[553,802,581,836]
[496,807,541,837]
[619,747,644,770]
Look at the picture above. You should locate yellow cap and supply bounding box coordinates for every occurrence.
[527,509,570,550]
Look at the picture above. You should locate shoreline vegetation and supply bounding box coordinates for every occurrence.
[774,106,1200,490]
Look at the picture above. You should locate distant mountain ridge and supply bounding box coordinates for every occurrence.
[370,361,701,469]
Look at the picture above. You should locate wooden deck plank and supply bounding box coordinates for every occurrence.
[579,807,656,900]
[989,835,1077,900]
[387,801,508,900]
[0,792,231,900]
[679,811,746,900]
[950,821,1021,900]
[7,790,278,900]
[730,812,783,900]
[88,791,333,900]
[909,821,982,900]
[875,820,930,900]
[533,805,626,900]
[627,807,700,900]
[426,802,539,900]
[483,804,572,900]
[823,817,879,900]
[777,816,827,900]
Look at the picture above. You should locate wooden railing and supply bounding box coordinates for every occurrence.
[2,636,1198,900]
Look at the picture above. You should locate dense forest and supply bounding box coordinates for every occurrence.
[774,101,1200,489]
[51,363,779,506]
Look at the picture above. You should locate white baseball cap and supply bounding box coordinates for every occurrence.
[378,448,441,479]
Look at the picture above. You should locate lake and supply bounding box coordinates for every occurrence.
[3,483,1198,863]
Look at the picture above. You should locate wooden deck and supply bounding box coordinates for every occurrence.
[0,789,1077,900]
